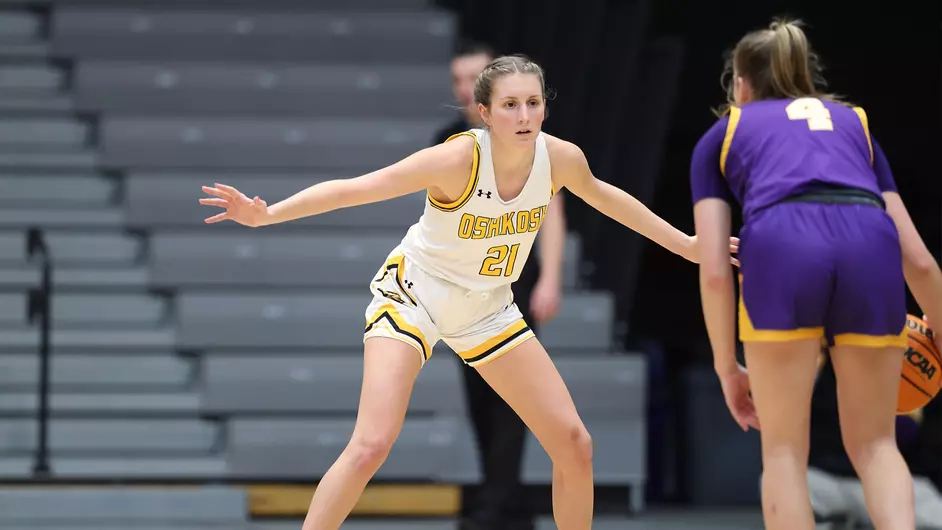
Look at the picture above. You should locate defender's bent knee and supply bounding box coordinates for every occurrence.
[550,424,593,470]
[347,435,396,474]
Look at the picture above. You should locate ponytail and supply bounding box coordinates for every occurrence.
[768,19,817,99]
[715,17,837,112]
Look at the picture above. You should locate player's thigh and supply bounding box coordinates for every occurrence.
[829,345,905,447]
[472,337,590,460]
[744,339,821,452]
[351,336,424,446]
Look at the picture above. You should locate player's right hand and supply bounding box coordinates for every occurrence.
[200,183,270,227]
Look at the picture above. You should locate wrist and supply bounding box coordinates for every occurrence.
[714,357,739,378]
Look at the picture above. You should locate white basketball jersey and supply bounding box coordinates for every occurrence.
[400,128,555,292]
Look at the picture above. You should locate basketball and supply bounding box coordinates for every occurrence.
[897,314,942,414]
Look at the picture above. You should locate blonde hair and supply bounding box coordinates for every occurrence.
[714,18,837,116]
[473,54,548,107]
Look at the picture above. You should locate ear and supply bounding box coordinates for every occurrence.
[477,102,490,126]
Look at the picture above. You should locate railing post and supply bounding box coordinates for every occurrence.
[26,227,52,478]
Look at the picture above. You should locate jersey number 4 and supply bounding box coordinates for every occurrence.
[479,244,520,277]
[786,97,833,131]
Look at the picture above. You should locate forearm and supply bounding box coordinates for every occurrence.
[594,180,692,258]
[259,180,348,226]
[700,268,738,375]
[904,256,942,328]
[537,196,566,284]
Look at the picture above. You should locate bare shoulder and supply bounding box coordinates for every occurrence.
[543,133,589,188]
[419,132,477,198]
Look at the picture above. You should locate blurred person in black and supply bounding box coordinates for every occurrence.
[433,41,568,530]
[808,348,942,529]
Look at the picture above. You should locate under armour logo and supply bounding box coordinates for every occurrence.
[477,189,492,199]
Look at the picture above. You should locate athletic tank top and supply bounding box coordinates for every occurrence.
[399,128,555,291]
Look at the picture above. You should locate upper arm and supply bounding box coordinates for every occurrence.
[545,137,604,205]
[341,136,472,206]
[690,118,735,206]
[872,137,898,193]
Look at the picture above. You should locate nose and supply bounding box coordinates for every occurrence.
[518,106,529,124]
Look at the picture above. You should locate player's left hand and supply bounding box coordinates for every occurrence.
[686,235,740,267]
[923,314,940,352]
[529,276,562,326]
[718,364,760,432]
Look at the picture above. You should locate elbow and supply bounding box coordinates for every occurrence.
[905,251,937,279]
[701,265,734,292]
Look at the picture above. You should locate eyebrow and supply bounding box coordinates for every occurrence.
[499,95,541,100]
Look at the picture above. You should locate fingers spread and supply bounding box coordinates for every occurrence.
[204,212,229,224]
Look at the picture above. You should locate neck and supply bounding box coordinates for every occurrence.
[462,109,484,128]
[490,133,535,176]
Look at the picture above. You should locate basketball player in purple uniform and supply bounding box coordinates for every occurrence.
[690,19,942,530]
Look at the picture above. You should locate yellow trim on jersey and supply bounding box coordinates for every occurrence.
[719,107,742,177]
[738,276,823,342]
[460,319,534,366]
[364,303,431,360]
[851,106,874,166]
[833,329,908,348]
[550,182,556,198]
[428,131,481,212]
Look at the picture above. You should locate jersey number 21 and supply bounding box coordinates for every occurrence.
[786,97,833,131]
[479,244,520,277]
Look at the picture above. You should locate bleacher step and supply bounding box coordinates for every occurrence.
[0,392,200,414]
[0,150,99,170]
[0,327,175,349]
[0,206,122,227]
[0,92,73,113]
[0,65,62,91]
[0,11,41,40]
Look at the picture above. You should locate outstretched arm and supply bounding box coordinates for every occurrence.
[549,139,697,262]
[200,136,474,227]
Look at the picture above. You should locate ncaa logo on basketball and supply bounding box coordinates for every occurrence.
[904,348,937,381]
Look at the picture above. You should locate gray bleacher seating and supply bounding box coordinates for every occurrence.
[200,353,464,415]
[51,8,454,63]
[125,172,425,228]
[521,356,647,482]
[0,230,142,264]
[0,419,220,453]
[149,232,581,289]
[175,292,613,350]
[0,118,89,147]
[100,117,441,169]
[75,62,455,118]
[0,455,228,479]
[0,487,246,524]
[0,64,63,91]
[0,174,117,205]
[0,228,148,288]
[0,353,192,390]
[0,205,122,228]
[225,416,480,481]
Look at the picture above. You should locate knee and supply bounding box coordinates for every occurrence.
[347,434,396,473]
[550,424,593,470]
[840,432,897,470]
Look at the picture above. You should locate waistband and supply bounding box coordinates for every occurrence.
[780,187,885,210]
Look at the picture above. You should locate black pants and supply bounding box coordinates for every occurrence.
[460,260,539,530]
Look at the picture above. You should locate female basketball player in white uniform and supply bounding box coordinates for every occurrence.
[200,55,732,530]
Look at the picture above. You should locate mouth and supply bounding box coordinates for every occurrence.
[515,129,532,136]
